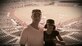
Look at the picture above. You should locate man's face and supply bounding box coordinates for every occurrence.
[32,11,41,23]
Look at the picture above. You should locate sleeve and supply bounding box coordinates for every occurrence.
[56,31,59,36]
[19,28,28,45]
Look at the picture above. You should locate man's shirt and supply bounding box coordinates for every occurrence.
[20,25,44,46]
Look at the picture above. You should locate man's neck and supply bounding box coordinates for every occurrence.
[30,22,39,30]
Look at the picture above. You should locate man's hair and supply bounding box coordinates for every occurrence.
[32,9,41,13]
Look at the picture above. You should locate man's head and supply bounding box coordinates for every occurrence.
[31,9,42,23]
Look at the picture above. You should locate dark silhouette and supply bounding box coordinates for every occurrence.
[44,19,65,46]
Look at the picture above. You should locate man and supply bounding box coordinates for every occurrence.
[20,9,43,46]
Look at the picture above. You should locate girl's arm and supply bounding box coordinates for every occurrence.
[56,34,65,45]
[57,34,63,41]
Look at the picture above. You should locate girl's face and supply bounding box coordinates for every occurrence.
[46,23,54,31]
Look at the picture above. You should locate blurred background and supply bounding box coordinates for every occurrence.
[0,0,82,46]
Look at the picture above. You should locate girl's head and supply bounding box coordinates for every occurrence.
[44,19,56,31]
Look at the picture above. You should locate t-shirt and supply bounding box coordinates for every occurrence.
[20,25,44,46]
[44,31,59,46]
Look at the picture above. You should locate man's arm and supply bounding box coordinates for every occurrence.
[20,28,28,46]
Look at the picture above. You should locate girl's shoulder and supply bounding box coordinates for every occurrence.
[53,30,59,35]
[53,30,59,33]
